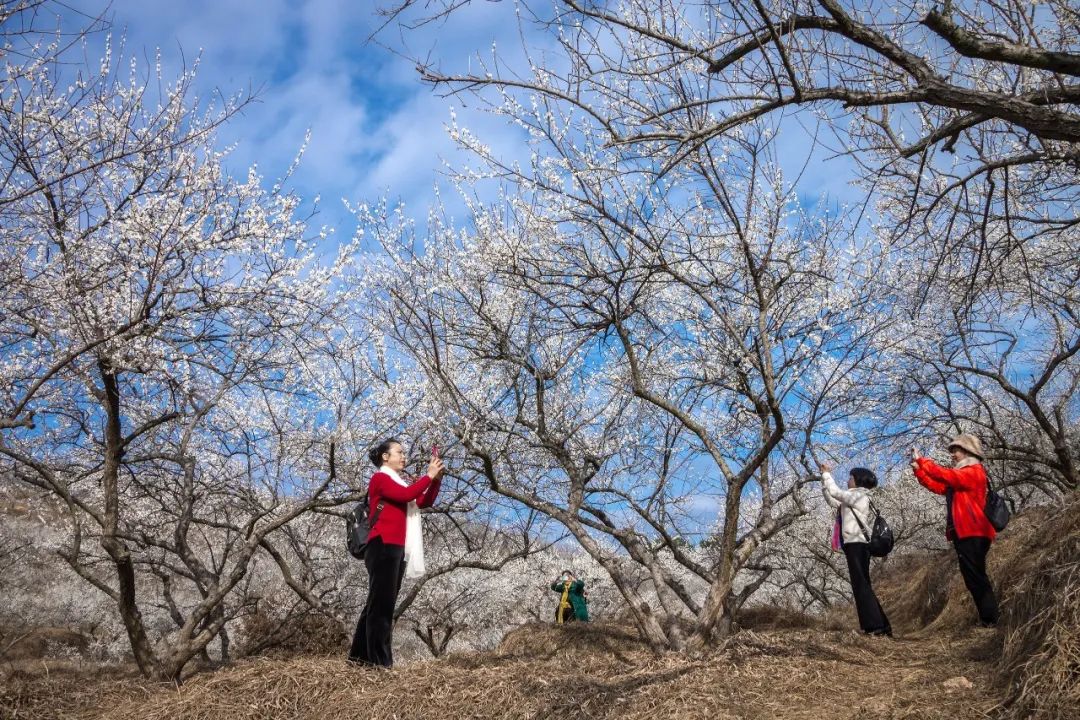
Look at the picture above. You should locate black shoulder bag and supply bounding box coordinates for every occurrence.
[854,499,894,558]
[345,492,385,560]
[984,473,1010,532]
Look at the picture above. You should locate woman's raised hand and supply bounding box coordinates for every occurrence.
[426,456,445,480]
[818,459,834,474]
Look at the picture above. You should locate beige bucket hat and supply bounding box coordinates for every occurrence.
[947,433,984,459]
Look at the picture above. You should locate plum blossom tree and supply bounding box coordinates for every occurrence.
[368,0,1080,650]
[884,281,1079,495]
[394,0,1079,496]
[396,0,1077,259]
[355,109,895,648]
[0,19,380,678]
[3,0,1073,674]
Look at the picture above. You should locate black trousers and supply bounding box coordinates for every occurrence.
[953,537,999,626]
[348,537,406,667]
[842,542,891,635]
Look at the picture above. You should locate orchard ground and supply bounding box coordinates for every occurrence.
[0,622,1005,720]
[3,497,1077,720]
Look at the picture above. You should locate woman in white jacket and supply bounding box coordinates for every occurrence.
[820,461,892,636]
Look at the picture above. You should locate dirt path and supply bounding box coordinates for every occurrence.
[493,625,1002,720]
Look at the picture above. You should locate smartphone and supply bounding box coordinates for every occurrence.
[431,444,439,458]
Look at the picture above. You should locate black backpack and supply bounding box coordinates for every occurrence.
[345,494,384,560]
[854,500,894,557]
[984,475,1010,532]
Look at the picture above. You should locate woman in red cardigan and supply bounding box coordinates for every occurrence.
[911,433,998,627]
[348,438,444,667]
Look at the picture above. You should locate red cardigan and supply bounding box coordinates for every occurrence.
[913,458,995,541]
[366,472,441,546]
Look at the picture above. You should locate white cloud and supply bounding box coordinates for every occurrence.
[55,0,532,237]
[55,1,857,245]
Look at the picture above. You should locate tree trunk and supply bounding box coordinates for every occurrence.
[690,490,742,648]
[98,359,163,678]
[565,521,675,651]
[690,566,737,648]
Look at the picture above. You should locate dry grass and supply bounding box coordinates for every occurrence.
[876,502,1054,636]
[875,551,955,631]
[1,623,1001,720]
[4,498,1077,720]
[994,500,1080,719]
[234,610,347,658]
[734,604,843,632]
[0,661,148,720]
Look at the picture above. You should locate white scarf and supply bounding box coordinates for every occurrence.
[379,465,425,578]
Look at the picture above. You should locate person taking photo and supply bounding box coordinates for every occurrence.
[348,439,444,667]
[550,570,589,623]
[911,434,999,628]
[819,460,892,637]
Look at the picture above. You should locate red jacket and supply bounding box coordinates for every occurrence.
[367,472,441,546]
[913,458,995,541]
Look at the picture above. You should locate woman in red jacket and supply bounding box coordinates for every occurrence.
[911,433,998,627]
[348,438,444,667]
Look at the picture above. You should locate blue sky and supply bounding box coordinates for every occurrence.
[53,0,535,237]
[52,0,862,246]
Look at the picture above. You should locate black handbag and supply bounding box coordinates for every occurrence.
[984,475,1010,531]
[854,500,894,557]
